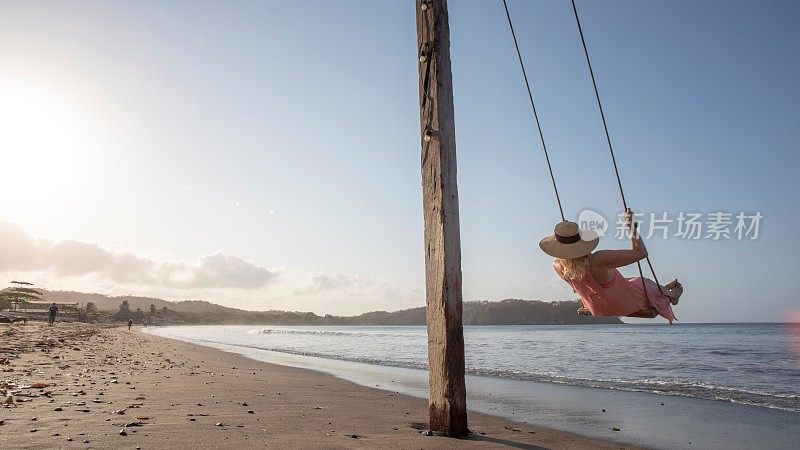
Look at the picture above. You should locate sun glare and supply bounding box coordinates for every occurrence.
[0,81,92,205]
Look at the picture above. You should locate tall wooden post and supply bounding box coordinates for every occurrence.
[415,0,468,437]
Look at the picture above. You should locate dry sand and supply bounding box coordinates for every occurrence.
[0,322,643,449]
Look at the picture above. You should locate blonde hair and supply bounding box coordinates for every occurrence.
[556,255,591,280]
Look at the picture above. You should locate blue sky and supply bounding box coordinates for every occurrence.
[0,1,797,321]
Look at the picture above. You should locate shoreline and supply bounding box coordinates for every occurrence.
[144,324,798,413]
[1,323,639,449]
[144,325,800,450]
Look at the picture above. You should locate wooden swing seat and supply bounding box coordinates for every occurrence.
[577,306,658,319]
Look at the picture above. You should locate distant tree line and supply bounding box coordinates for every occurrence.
[110,300,179,324]
[4,285,624,326]
[102,299,622,326]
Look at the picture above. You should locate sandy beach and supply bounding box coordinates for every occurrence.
[0,322,642,449]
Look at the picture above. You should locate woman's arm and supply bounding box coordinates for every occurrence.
[591,208,648,269]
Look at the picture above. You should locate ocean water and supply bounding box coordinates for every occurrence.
[147,323,799,412]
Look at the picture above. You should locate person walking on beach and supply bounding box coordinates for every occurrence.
[128,318,133,330]
[48,303,58,325]
[541,208,684,323]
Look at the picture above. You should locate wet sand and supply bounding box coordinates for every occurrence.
[0,322,640,449]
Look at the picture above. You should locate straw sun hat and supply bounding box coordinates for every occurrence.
[539,221,599,259]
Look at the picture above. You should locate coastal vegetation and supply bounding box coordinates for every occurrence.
[10,290,622,325]
[0,281,44,311]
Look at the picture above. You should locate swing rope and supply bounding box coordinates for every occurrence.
[569,0,664,297]
[502,0,565,222]
[502,0,665,313]
[569,0,627,210]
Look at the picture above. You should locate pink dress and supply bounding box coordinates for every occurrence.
[566,269,676,323]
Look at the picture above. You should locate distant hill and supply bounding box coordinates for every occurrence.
[39,290,622,325]
[43,291,244,315]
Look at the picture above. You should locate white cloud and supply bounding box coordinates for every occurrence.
[159,253,276,289]
[294,272,380,295]
[0,222,278,290]
[289,271,424,315]
[0,222,424,315]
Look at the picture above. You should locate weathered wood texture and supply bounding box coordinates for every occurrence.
[415,0,468,437]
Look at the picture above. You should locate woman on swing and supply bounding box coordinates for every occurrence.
[540,208,683,323]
